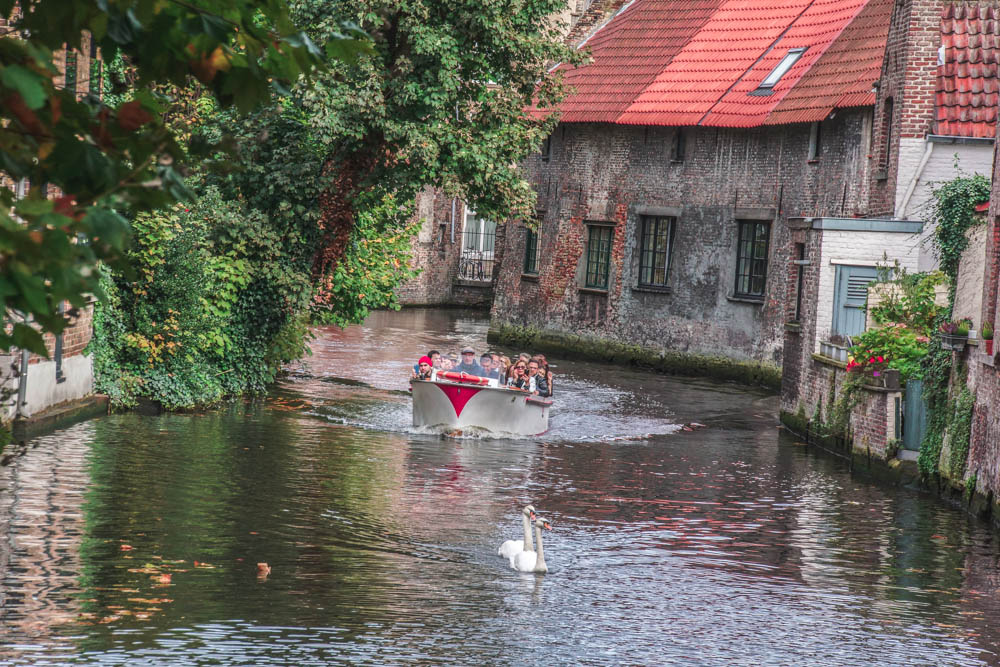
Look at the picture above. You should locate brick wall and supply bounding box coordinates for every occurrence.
[395,189,467,306]
[868,0,946,217]
[493,110,874,366]
[26,302,94,366]
[968,68,1000,501]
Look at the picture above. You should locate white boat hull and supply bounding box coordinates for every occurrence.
[411,379,551,436]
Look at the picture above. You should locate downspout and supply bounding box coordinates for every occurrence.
[451,198,456,243]
[898,140,934,218]
[15,314,29,419]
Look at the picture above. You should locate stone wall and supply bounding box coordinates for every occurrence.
[492,109,874,376]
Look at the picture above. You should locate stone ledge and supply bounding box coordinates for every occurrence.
[812,353,847,369]
[11,394,109,442]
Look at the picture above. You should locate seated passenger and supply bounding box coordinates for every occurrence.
[507,362,529,390]
[440,357,455,371]
[480,354,500,379]
[535,354,554,396]
[454,347,485,375]
[526,359,550,397]
[413,349,441,377]
[414,356,434,380]
[498,356,512,383]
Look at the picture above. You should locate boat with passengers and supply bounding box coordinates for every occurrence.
[410,369,552,436]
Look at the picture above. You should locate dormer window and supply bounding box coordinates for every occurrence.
[758,48,807,90]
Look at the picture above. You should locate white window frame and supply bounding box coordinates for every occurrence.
[759,48,807,89]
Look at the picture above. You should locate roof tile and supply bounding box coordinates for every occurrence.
[936,2,1000,137]
[548,0,892,128]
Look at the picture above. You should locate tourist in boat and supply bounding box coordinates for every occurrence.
[412,349,441,377]
[414,356,434,380]
[440,356,454,371]
[508,362,529,390]
[533,354,554,397]
[454,347,485,376]
[480,353,500,380]
[498,356,512,383]
[526,359,550,396]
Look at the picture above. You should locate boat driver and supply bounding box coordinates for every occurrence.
[454,346,485,376]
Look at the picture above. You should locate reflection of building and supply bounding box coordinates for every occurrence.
[0,425,89,653]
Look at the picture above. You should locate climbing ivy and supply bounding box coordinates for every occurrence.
[929,171,990,286]
[916,172,988,480]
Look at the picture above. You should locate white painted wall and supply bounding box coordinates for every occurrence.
[954,224,988,332]
[894,137,995,271]
[0,354,94,420]
[815,229,922,351]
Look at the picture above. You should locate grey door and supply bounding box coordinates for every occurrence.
[902,379,927,451]
[832,265,878,337]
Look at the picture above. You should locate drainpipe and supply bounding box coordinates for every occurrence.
[15,313,29,419]
[450,198,456,243]
[898,141,934,218]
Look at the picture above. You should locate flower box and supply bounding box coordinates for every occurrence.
[820,341,849,362]
[940,333,968,351]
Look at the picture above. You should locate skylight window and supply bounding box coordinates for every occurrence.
[758,48,807,89]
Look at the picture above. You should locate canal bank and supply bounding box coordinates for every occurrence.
[488,322,781,389]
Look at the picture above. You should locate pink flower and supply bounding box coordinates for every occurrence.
[877,356,884,363]
[873,371,881,377]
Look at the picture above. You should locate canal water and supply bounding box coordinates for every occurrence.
[3,308,1000,665]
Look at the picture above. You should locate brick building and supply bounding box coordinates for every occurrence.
[782,0,1000,463]
[490,0,897,383]
[0,25,102,422]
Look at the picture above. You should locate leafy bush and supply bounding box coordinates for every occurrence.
[868,269,946,336]
[847,324,928,383]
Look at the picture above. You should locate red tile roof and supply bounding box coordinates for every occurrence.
[936,3,1000,138]
[550,0,892,128]
[556,0,723,123]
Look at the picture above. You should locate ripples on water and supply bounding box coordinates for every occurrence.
[2,308,1000,665]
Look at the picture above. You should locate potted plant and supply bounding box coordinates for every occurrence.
[983,320,994,356]
[940,320,969,351]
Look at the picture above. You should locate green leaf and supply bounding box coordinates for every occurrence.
[1,65,47,109]
[11,323,47,357]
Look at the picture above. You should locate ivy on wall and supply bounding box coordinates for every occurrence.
[916,172,988,480]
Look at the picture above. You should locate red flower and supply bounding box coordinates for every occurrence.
[869,357,876,364]
[877,356,884,363]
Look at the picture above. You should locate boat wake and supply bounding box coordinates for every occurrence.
[281,370,682,443]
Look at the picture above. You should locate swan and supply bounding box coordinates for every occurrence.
[498,505,535,562]
[512,517,551,573]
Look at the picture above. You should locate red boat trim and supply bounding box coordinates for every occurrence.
[434,383,483,418]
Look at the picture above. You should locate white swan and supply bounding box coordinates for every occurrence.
[512,517,551,573]
[498,505,535,562]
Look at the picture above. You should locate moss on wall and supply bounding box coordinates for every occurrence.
[489,323,781,389]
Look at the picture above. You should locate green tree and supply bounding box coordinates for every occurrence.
[0,0,364,353]
[282,0,581,311]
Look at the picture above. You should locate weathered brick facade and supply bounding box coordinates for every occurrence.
[492,110,874,375]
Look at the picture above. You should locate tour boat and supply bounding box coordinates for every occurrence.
[410,371,552,436]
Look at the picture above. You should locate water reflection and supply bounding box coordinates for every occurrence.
[0,308,999,664]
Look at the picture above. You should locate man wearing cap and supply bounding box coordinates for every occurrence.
[454,347,485,376]
[413,356,434,380]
